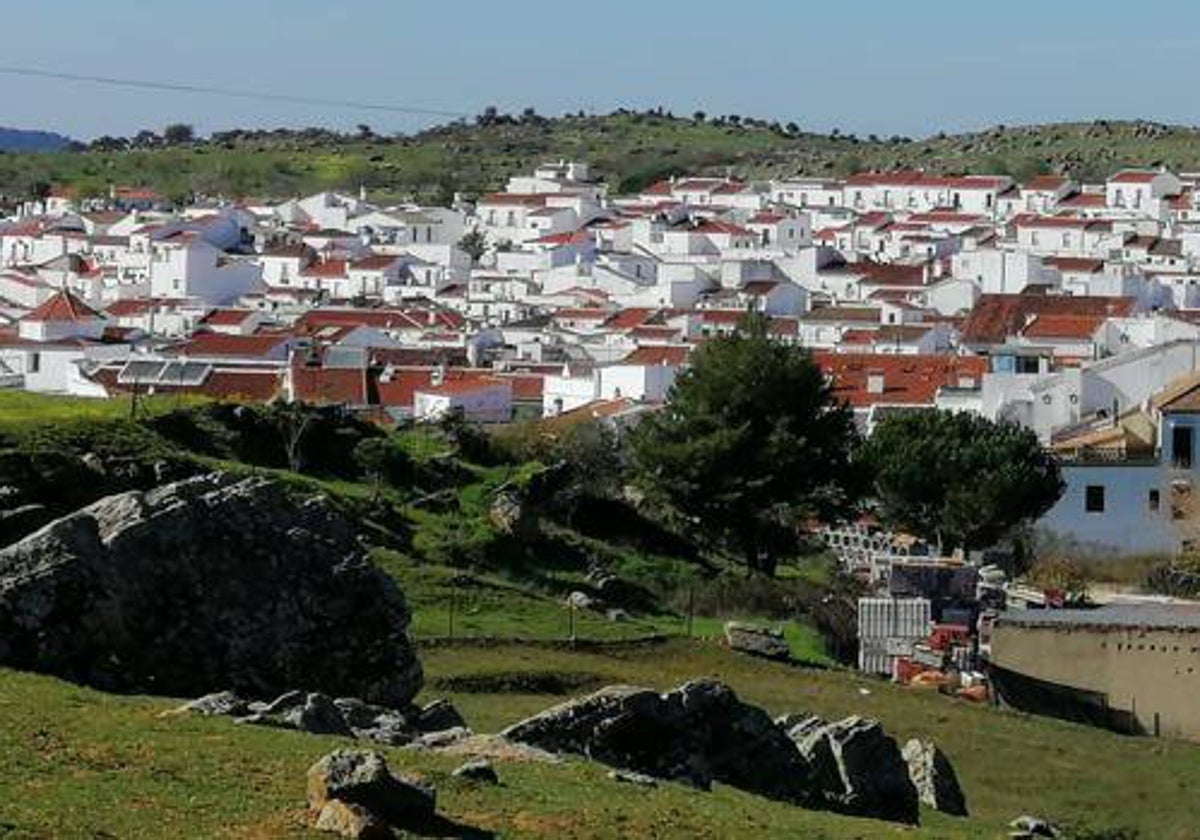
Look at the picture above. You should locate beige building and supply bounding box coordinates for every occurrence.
[990,605,1200,740]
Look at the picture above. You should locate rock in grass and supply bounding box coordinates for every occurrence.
[284,693,354,737]
[180,690,249,717]
[608,768,657,787]
[791,716,919,825]
[413,698,466,733]
[902,738,968,817]
[0,474,423,706]
[314,800,393,839]
[452,759,499,785]
[501,679,813,806]
[307,749,435,831]
[724,622,791,662]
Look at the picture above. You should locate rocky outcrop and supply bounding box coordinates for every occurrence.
[902,738,967,816]
[724,622,791,662]
[179,689,468,748]
[501,679,814,805]
[790,716,919,825]
[0,474,422,706]
[307,749,435,838]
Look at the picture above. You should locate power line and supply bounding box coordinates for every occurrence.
[0,66,469,120]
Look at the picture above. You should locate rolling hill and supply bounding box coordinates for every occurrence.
[0,113,1195,205]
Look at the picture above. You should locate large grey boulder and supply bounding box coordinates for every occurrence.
[792,716,919,824]
[0,474,422,706]
[902,738,968,816]
[501,679,814,805]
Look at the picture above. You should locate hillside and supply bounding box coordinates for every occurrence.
[0,114,1196,203]
[0,126,72,153]
[0,392,1195,838]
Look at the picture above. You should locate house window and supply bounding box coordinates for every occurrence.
[1174,425,1194,469]
[27,352,39,374]
[1149,489,1161,512]
[1085,485,1106,513]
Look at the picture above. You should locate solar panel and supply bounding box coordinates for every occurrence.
[158,361,212,386]
[117,360,166,384]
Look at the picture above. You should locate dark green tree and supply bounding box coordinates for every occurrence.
[163,123,195,146]
[457,229,487,264]
[631,314,860,576]
[353,436,413,500]
[862,411,1064,554]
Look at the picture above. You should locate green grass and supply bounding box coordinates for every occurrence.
[0,638,1193,838]
[9,115,1200,204]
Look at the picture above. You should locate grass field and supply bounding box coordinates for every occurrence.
[4,114,1200,203]
[0,637,1194,838]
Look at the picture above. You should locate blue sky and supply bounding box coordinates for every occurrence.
[5,0,1200,140]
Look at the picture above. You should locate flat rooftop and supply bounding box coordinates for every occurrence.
[998,603,1200,632]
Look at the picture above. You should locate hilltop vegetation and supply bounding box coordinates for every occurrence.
[2,111,1199,204]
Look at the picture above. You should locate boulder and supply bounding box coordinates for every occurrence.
[182,690,250,717]
[724,622,791,662]
[452,759,499,785]
[284,693,354,737]
[413,699,466,733]
[1009,815,1060,838]
[0,474,422,706]
[792,716,919,824]
[565,591,596,610]
[902,738,967,816]
[307,749,435,830]
[313,801,393,839]
[335,698,415,746]
[608,769,658,787]
[501,679,813,805]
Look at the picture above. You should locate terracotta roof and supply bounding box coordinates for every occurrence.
[1045,257,1104,273]
[173,332,292,359]
[1057,193,1107,209]
[24,290,102,323]
[1020,314,1106,340]
[620,345,690,366]
[693,219,753,237]
[1110,170,1160,184]
[961,294,1133,345]
[201,308,256,327]
[603,308,661,330]
[815,352,988,408]
[291,364,372,405]
[1024,175,1069,191]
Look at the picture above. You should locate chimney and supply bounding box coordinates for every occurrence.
[867,370,886,395]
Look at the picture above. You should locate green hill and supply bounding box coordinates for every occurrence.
[1,114,1197,205]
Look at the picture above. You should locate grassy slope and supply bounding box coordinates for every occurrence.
[2,638,1197,839]
[3,116,1198,202]
[0,393,1191,836]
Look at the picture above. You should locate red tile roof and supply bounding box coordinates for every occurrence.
[1020,314,1106,340]
[201,308,256,327]
[1045,257,1104,273]
[961,294,1133,345]
[815,352,988,408]
[24,290,102,323]
[620,345,691,366]
[173,332,292,359]
[1110,170,1159,184]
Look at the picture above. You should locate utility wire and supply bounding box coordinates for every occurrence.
[0,66,469,120]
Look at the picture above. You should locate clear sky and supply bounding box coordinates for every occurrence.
[5,0,1200,141]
